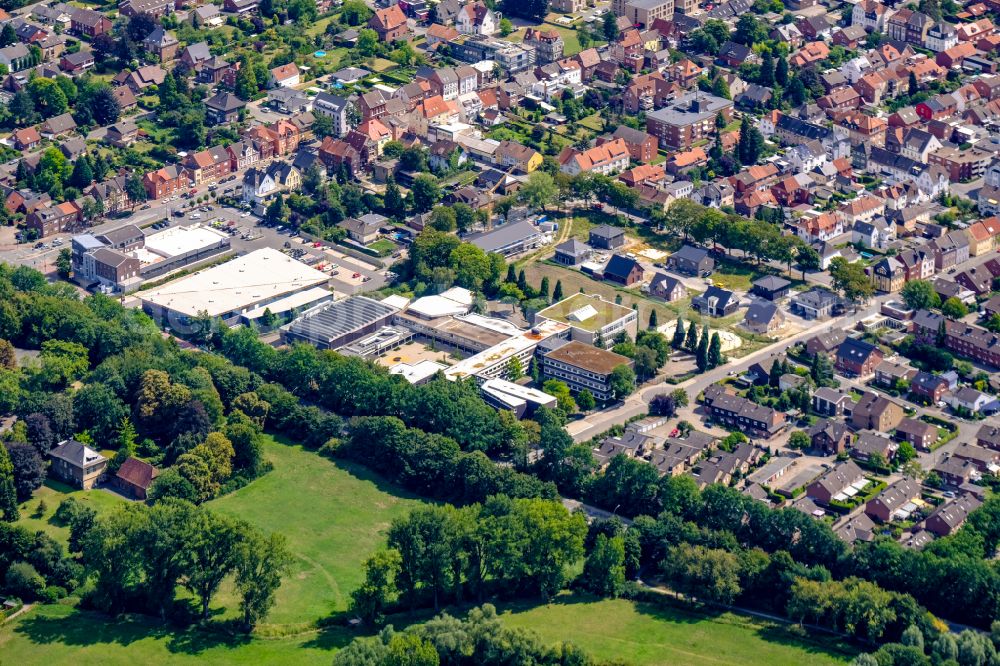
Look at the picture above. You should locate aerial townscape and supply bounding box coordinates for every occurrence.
[4,0,1000,662]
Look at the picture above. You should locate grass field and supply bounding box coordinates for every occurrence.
[501,597,857,666]
[207,436,428,628]
[15,480,126,545]
[0,603,350,665]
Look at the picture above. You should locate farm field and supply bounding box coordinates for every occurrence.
[207,435,428,627]
[501,597,857,666]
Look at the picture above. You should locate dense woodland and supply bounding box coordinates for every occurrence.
[0,260,998,663]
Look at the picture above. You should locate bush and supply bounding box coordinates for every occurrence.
[4,562,45,601]
[40,585,67,603]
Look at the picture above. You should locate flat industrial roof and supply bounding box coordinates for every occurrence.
[395,310,513,348]
[542,340,631,376]
[144,223,230,258]
[445,319,568,380]
[243,286,333,319]
[140,248,330,318]
[536,293,633,332]
[389,359,447,384]
[284,294,399,344]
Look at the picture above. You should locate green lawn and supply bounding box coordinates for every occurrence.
[0,603,350,665]
[207,436,428,628]
[501,597,857,666]
[15,480,126,545]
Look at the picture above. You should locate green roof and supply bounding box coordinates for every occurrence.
[536,293,633,332]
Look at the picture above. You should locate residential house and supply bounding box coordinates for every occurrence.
[26,201,81,237]
[495,140,542,174]
[791,289,842,320]
[204,92,245,125]
[925,494,983,535]
[340,213,386,245]
[270,62,300,88]
[183,145,232,184]
[369,5,408,42]
[836,338,884,377]
[751,276,791,301]
[806,460,866,505]
[48,439,107,489]
[558,139,630,176]
[70,7,111,37]
[851,430,899,463]
[40,113,76,139]
[142,164,189,199]
[813,387,854,418]
[809,419,853,455]
[667,244,714,276]
[869,256,906,292]
[851,392,905,431]
[692,286,738,317]
[647,272,687,302]
[456,1,497,36]
[866,478,921,522]
[895,416,938,450]
[552,239,592,266]
[142,26,178,61]
[603,254,644,286]
[706,392,786,439]
[589,225,626,250]
[743,302,785,334]
[104,121,139,147]
[602,125,657,163]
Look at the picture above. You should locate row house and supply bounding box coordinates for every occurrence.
[836,195,885,228]
[26,200,82,237]
[929,231,970,270]
[142,164,189,200]
[85,175,131,214]
[247,119,300,158]
[706,392,786,439]
[558,139,630,176]
[319,137,362,178]
[183,145,231,185]
[887,9,934,46]
[913,310,1000,368]
[965,218,1000,256]
[523,28,564,64]
[895,247,936,280]
[836,112,888,147]
[227,140,261,171]
[601,126,657,163]
[70,8,111,37]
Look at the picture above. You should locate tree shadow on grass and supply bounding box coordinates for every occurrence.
[14,608,252,656]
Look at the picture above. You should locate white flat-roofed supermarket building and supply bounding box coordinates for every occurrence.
[140,247,331,325]
[144,224,230,259]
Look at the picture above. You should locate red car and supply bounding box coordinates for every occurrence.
[352,272,361,279]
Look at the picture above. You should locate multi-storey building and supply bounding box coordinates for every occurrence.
[645,92,733,151]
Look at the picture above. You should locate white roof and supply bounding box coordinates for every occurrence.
[140,247,330,318]
[381,294,410,310]
[242,286,333,319]
[406,286,475,319]
[568,304,598,322]
[144,223,230,259]
[389,360,447,384]
[456,313,523,337]
[481,378,557,406]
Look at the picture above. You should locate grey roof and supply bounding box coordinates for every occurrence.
[468,220,541,253]
[205,91,246,112]
[646,92,731,127]
[794,288,839,308]
[554,239,590,258]
[752,275,791,292]
[183,41,211,62]
[744,302,782,327]
[49,439,106,467]
[671,244,710,264]
[590,224,625,240]
[284,296,398,346]
[604,254,641,281]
